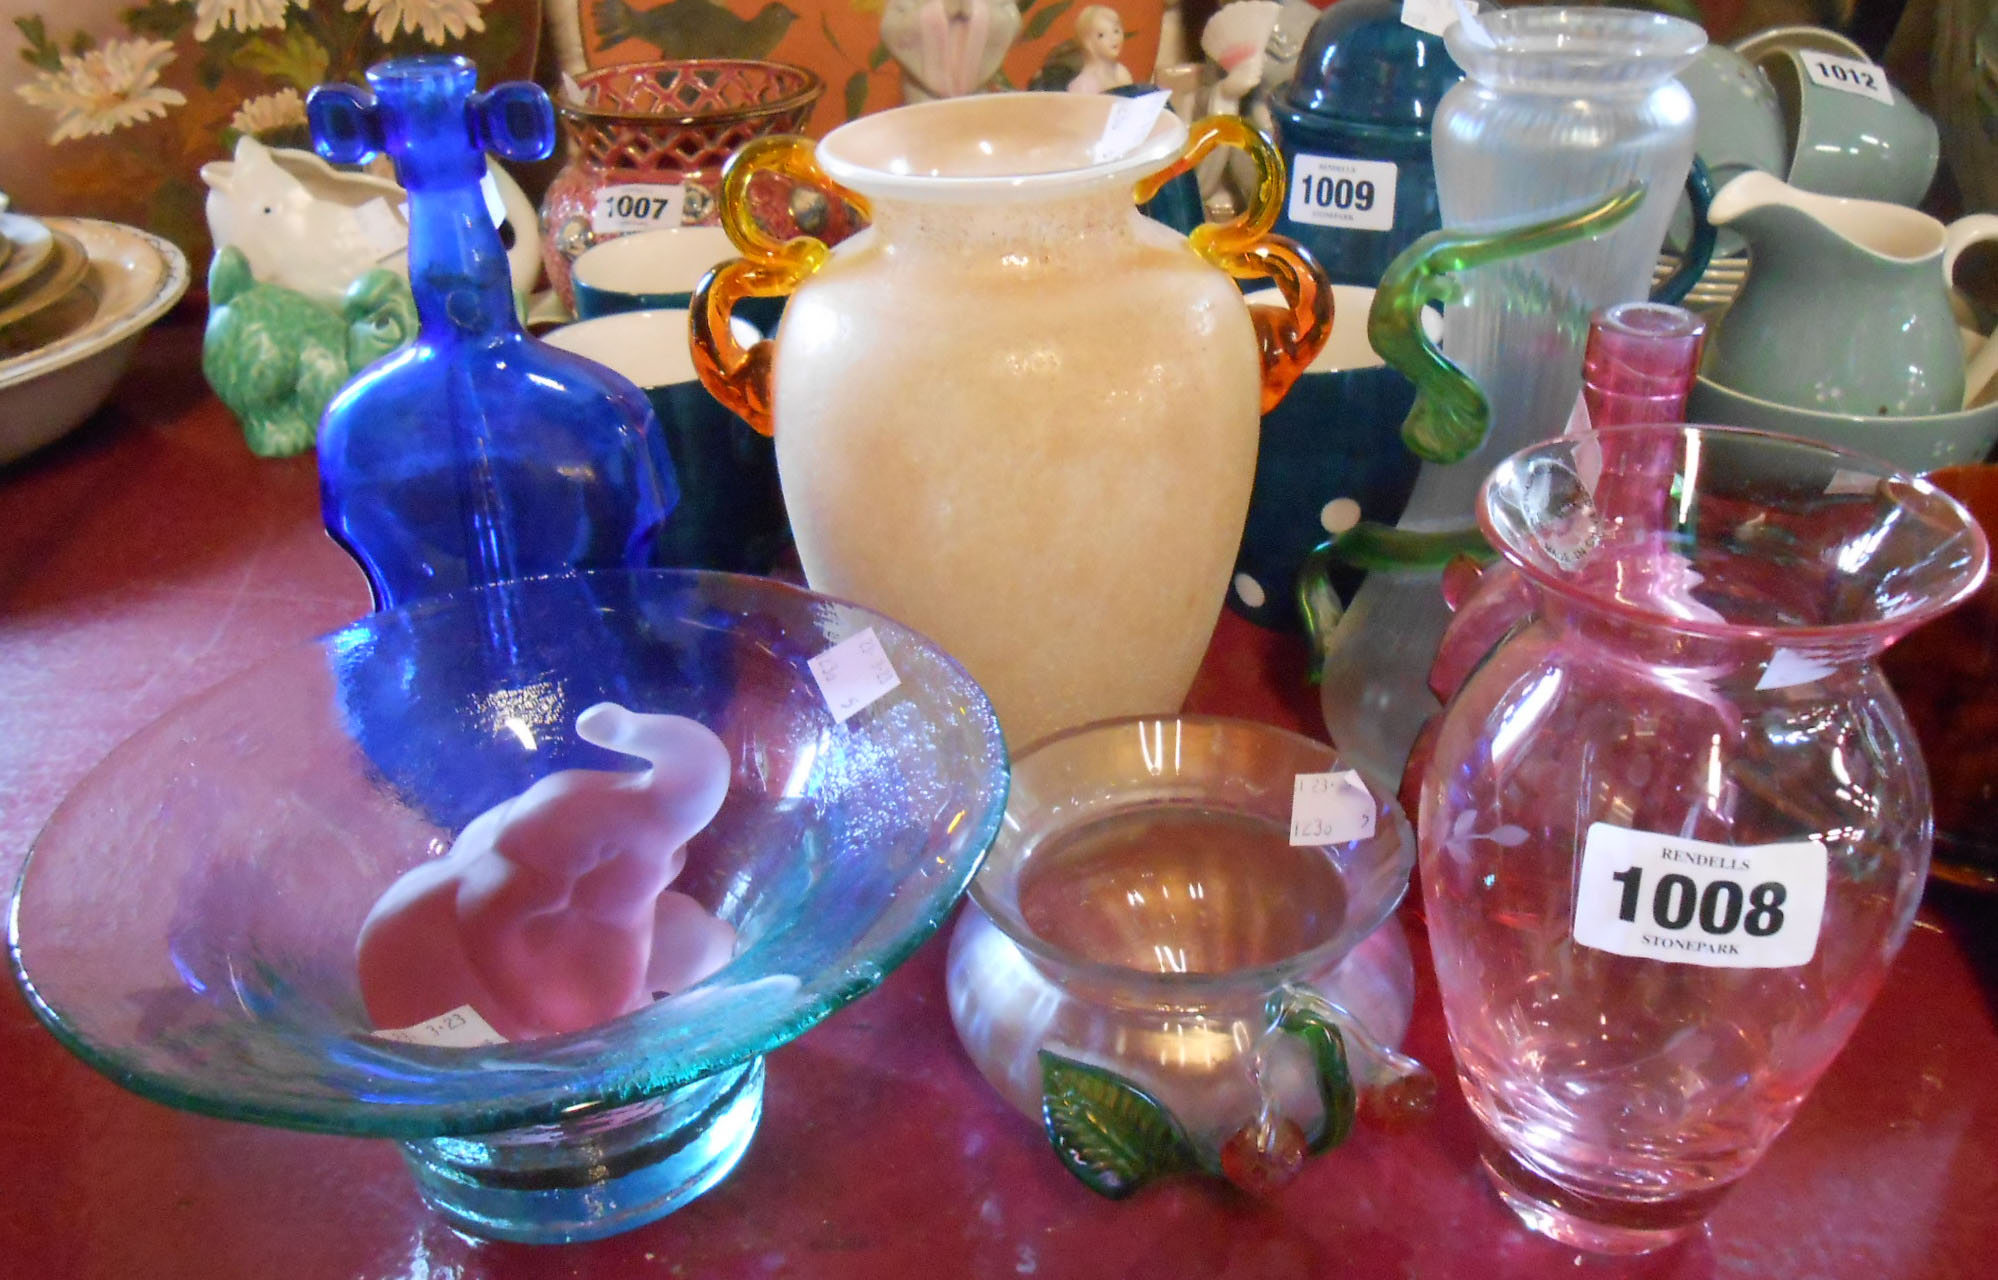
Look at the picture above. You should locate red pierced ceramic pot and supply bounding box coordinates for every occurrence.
[540,59,821,307]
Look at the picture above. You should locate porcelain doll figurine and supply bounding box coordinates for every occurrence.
[1067,6,1136,93]
[1195,0,1283,218]
[881,0,1023,102]
[356,703,737,1042]
[1260,0,1320,94]
[1157,0,1189,69]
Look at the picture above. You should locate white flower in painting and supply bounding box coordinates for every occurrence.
[344,0,490,45]
[230,88,308,136]
[15,38,186,144]
[184,0,305,42]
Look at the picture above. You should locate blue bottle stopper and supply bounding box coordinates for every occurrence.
[308,56,678,610]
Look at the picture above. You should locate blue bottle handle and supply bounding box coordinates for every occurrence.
[307,84,384,165]
[471,84,557,164]
[307,80,555,168]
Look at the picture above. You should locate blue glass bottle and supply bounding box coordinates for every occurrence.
[308,57,677,609]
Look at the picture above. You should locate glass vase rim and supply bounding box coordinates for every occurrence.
[966,713,1413,1003]
[815,92,1189,206]
[556,59,824,129]
[1476,423,1994,647]
[7,567,1010,1142]
[1445,6,1706,90]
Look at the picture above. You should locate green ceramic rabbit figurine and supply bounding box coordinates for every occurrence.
[201,246,416,457]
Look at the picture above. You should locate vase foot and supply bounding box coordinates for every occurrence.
[399,1057,764,1243]
[1477,1131,1722,1256]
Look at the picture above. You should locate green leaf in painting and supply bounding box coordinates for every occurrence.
[121,0,191,40]
[867,41,889,71]
[197,49,228,94]
[843,69,868,122]
[1022,0,1074,43]
[14,16,61,72]
[67,30,96,56]
[234,27,331,92]
[820,12,845,59]
[1038,1050,1201,1199]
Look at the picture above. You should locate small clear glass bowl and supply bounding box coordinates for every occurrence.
[8,570,1008,1243]
[946,715,1422,1197]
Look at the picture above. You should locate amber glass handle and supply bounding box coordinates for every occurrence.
[1137,116,1331,413]
[689,136,872,438]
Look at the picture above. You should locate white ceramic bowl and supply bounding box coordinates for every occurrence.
[0,217,189,464]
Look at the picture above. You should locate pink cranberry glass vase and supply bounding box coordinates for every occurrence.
[1418,425,1988,1254]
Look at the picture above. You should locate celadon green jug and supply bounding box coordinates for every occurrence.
[1702,170,1998,417]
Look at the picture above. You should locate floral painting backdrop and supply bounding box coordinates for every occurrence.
[0,0,540,270]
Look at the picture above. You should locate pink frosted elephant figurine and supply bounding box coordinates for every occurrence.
[357,703,737,1041]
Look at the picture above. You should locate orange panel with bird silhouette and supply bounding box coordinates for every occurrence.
[564,0,1167,135]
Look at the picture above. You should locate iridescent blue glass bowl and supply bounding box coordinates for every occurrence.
[8,570,1008,1243]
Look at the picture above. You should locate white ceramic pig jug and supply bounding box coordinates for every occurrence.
[201,136,541,305]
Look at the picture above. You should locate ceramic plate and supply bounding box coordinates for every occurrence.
[0,269,98,360]
[1655,251,1748,311]
[0,212,55,300]
[0,229,88,331]
[0,227,87,321]
[0,217,188,463]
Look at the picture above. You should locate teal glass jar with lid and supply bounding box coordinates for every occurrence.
[1271,0,1463,287]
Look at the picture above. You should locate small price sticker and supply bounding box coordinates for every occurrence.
[1402,0,1469,38]
[1573,823,1828,969]
[1290,770,1377,846]
[1092,89,1172,163]
[1756,647,1838,691]
[808,627,901,724]
[1802,52,1895,105]
[373,1005,508,1048]
[353,196,407,259]
[480,170,508,228]
[591,182,687,236]
[1564,388,1594,437]
[1824,468,1880,497]
[1288,154,1397,232]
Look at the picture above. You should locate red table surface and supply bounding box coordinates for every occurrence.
[2,322,1994,1280]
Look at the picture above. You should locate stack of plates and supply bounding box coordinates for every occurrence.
[1653,250,1748,314]
[0,208,93,353]
[0,202,188,463]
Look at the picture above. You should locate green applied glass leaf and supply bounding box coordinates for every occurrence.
[1269,994,1356,1154]
[1368,183,1646,464]
[1039,1050,1201,1199]
[1326,523,1496,573]
[1295,528,1495,683]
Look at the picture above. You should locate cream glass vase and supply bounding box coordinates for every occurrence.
[692,93,1330,748]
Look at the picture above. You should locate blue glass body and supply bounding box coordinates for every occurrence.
[1271,0,1462,288]
[309,57,677,610]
